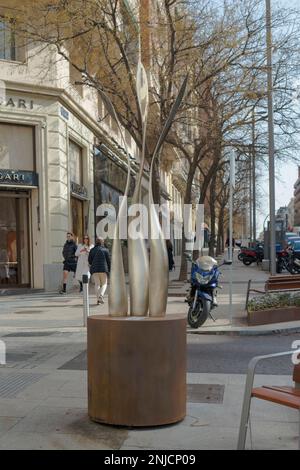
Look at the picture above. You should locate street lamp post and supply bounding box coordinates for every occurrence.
[252,108,256,242]
[266,0,276,275]
[249,154,252,244]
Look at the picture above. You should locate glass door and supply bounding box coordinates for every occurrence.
[0,192,30,287]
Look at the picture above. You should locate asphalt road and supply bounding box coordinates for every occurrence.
[187,333,300,375]
[3,330,300,376]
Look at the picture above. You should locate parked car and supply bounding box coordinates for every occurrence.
[288,238,300,248]
[285,232,298,241]
[290,240,300,255]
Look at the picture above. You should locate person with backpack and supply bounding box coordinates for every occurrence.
[88,237,111,305]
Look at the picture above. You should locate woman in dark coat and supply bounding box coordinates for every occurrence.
[60,232,78,294]
[166,239,175,271]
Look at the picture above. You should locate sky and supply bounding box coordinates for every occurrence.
[207,0,300,234]
[255,0,300,233]
[256,161,298,234]
[273,0,299,212]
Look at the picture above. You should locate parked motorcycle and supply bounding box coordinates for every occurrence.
[238,246,248,261]
[185,253,232,328]
[276,249,291,273]
[240,244,264,266]
[277,247,300,274]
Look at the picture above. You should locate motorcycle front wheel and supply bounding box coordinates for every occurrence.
[242,258,253,266]
[276,261,282,273]
[188,299,210,328]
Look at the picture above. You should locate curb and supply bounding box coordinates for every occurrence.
[187,325,300,336]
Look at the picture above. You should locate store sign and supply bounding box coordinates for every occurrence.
[0,169,38,186]
[71,181,88,199]
[0,97,34,109]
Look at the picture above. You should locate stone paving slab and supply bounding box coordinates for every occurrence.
[0,359,298,450]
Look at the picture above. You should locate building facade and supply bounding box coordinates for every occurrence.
[287,198,294,230]
[0,1,187,290]
[276,206,288,231]
[293,167,300,227]
[0,4,137,290]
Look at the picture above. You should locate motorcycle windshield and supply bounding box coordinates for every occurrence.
[196,256,217,272]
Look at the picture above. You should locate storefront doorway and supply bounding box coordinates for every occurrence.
[0,191,30,287]
[71,196,84,243]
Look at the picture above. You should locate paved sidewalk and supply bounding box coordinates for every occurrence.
[0,253,299,449]
[170,253,300,335]
[0,328,298,450]
[0,252,300,335]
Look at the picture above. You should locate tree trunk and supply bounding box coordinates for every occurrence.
[151,157,161,205]
[216,206,224,256]
[208,174,217,257]
[179,160,197,281]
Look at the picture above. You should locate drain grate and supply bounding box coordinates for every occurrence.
[187,384,224,404]
[3,332,56,338]
[0,372,46,398]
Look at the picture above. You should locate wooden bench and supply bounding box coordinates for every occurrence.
[237,350,300,449]
[266,275,300,292]
[245,276,300,310]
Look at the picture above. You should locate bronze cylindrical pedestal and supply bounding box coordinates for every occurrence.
[87,314,186,427]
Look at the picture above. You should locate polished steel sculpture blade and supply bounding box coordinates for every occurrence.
[108,214,128,317]
[128,61,150,316]
[152,75,189,162]
[148,195,169,317]
[148,75,189,317]
[98,89,130,316]
[136,61,149,126]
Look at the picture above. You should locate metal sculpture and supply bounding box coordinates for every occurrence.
[128,61,150,316]
[103,63,188,317]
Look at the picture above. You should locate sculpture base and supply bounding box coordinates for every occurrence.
[87,314,186,427]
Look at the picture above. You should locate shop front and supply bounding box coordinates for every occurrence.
[69,139,90,244]
[0,189,31,286]
[93,145,136,272]
[94,144,135,239]
[0,123,38,288]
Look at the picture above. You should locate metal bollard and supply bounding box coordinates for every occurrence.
[82,274,90,327]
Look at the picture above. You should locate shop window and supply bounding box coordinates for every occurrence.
[0,16,25,62]
[69,140,83,185]
[0,124,34,171]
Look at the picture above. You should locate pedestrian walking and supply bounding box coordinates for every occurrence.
[75,235,94,292]
[225,236,235,248]
[166,239,175,271]
[60,232,78,294]
[88,237,111,305]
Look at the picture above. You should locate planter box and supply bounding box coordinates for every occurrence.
[248,306,300,326]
